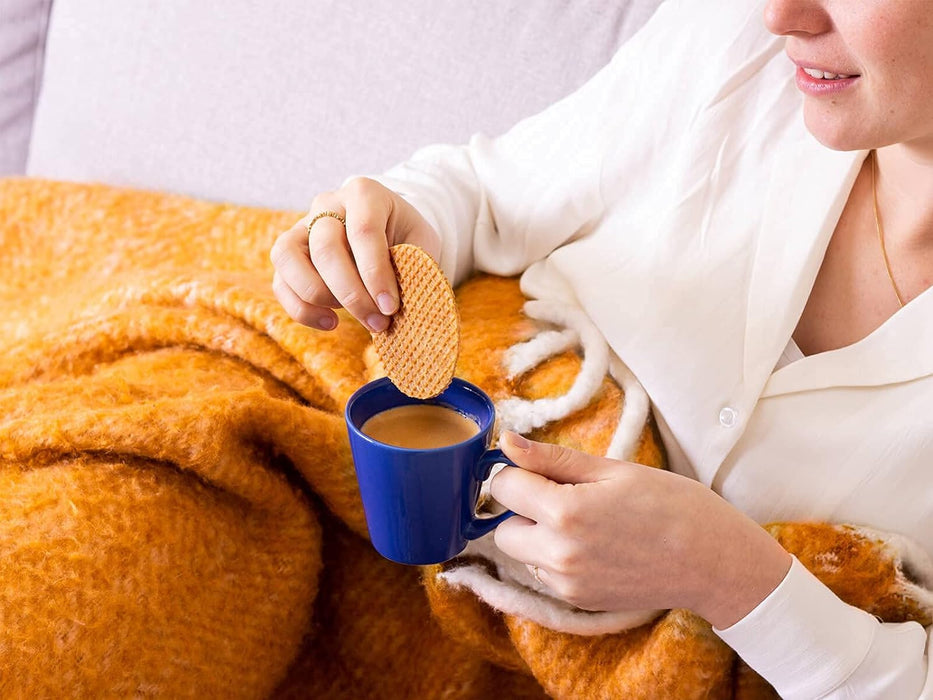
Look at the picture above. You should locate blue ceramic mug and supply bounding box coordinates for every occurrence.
[345,376,516,565]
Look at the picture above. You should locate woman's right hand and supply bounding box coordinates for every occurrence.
[269,177,441,332]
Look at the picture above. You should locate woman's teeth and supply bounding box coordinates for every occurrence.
[803,68,853,80]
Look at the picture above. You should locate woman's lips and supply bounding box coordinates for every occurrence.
[794,66,860,96]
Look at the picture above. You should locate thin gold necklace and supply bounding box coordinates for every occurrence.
[870,149,906,308]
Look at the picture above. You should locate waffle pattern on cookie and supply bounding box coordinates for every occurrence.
[372,244,460,399]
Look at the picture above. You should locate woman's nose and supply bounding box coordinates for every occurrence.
[763,0,831,37]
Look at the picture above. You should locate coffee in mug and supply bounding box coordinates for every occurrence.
[361,404,480,449]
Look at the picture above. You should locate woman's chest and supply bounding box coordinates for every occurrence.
[794,158,914,355]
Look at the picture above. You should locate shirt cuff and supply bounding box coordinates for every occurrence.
[714,556,879,699]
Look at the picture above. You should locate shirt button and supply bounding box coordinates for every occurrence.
[719,406,738,428]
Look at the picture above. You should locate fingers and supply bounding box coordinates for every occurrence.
[307,188,400,332]
[493,513,546,567]
[302,191,386,332]
[309,232,389,333]
[343,179,399,316]
[270,221,343,331]
[494,516,558,592]
[270,178,421,332]
[489,465,565,524]
[499,431,612,485]
[271,219,340,306]
[272,271,339,330]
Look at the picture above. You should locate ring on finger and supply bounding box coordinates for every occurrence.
[307,210,346,237]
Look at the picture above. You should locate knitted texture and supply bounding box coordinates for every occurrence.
[2,178,931,699]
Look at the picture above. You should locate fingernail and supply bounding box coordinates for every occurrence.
[376,292,397,315]
[315,316,337,331]
[507,432,530,450]
[367,314,389,333]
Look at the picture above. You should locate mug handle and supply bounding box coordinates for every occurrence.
[463,448,516,540]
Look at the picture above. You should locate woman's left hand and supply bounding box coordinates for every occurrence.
[489,432,792,629]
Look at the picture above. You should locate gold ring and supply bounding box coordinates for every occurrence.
[531,565,543,585]
[307,210,346,237]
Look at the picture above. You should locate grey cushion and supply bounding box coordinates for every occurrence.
[26,1,662,210]
[0,0,51,175]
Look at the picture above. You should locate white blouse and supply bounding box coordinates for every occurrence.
[775,339,804,370]
[711,338,931,698]
[375,0,933,695]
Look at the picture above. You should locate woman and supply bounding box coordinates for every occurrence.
[270,0,933,695]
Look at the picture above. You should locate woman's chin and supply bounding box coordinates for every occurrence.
[805,127,865,152]
[803,110,878,152]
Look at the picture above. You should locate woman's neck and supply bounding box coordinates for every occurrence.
[874,143,933,250]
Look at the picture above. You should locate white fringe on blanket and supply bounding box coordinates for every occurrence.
[495,299,649,463]
[852,526,933,622]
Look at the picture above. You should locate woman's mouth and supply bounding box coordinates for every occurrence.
[801,67,855,81]
[795,66,860,96]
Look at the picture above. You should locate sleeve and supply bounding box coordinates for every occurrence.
[372,0,773,286]
[714,557,933,698]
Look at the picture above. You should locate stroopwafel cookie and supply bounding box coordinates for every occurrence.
[372,244,460,399]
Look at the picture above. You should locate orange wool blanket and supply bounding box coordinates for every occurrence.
[1,178,930,698]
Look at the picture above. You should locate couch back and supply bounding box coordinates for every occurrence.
[3,1,663,210]
[0,0,51,176]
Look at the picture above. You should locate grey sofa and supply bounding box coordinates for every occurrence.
[1,0,664,210]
